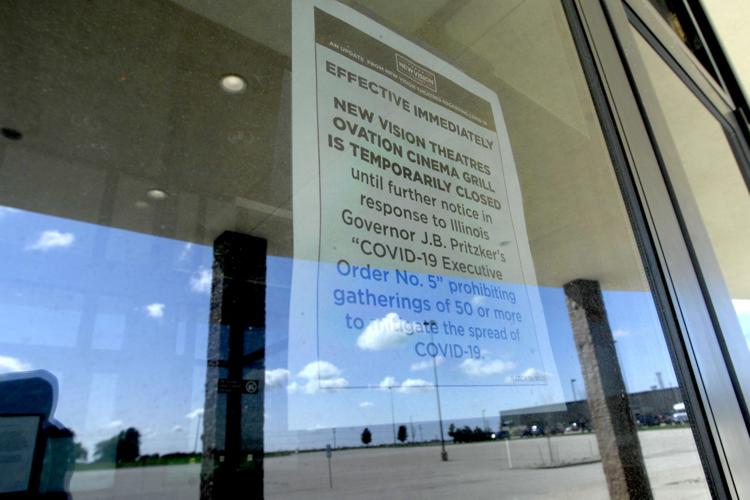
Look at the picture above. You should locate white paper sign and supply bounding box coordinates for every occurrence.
[290,0,563,429]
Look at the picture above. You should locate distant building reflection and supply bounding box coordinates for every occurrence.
[500,387,686,432]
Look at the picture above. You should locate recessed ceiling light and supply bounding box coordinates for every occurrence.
[134,200,149,209]
[146,189,168,200]
[220,74,247,94]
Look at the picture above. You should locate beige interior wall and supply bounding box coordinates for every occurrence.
[701,0,750,100]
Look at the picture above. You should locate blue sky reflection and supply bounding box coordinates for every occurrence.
[0,207,707,455]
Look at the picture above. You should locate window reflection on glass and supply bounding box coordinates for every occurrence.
[0,207,707,499]
[632,30,750,373]
[0,0,712,498]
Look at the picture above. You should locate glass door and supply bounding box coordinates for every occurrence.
[622,0,750,414]
[576,0,750,497]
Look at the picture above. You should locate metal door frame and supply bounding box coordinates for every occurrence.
[568,1,750,497]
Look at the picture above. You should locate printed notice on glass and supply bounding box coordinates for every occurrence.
[0,416,39,493]
[290,0,563,429]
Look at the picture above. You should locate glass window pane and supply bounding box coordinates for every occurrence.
[632,29,750,385]
[0,1,710,498]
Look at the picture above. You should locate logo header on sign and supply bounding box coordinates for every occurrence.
[395,53,437,93]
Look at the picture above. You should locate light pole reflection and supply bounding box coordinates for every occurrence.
[193,411,203,454]
[389,386,396,446]
[571,378,577,401]
[432,352,448,462]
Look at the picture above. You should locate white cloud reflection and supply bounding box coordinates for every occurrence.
[377,376,432,393]
[104,420,123,429]
[265,368,290,388]
[0,207,19,218]
[296,361,348,394]
[409,356,444,372]
[357,313,415,350]
[145,303,165,318]
[27,230,75,251]
[0,355,31,374]
[185,409,204,420]
[459,358,516,377]
[190,267,212,293]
